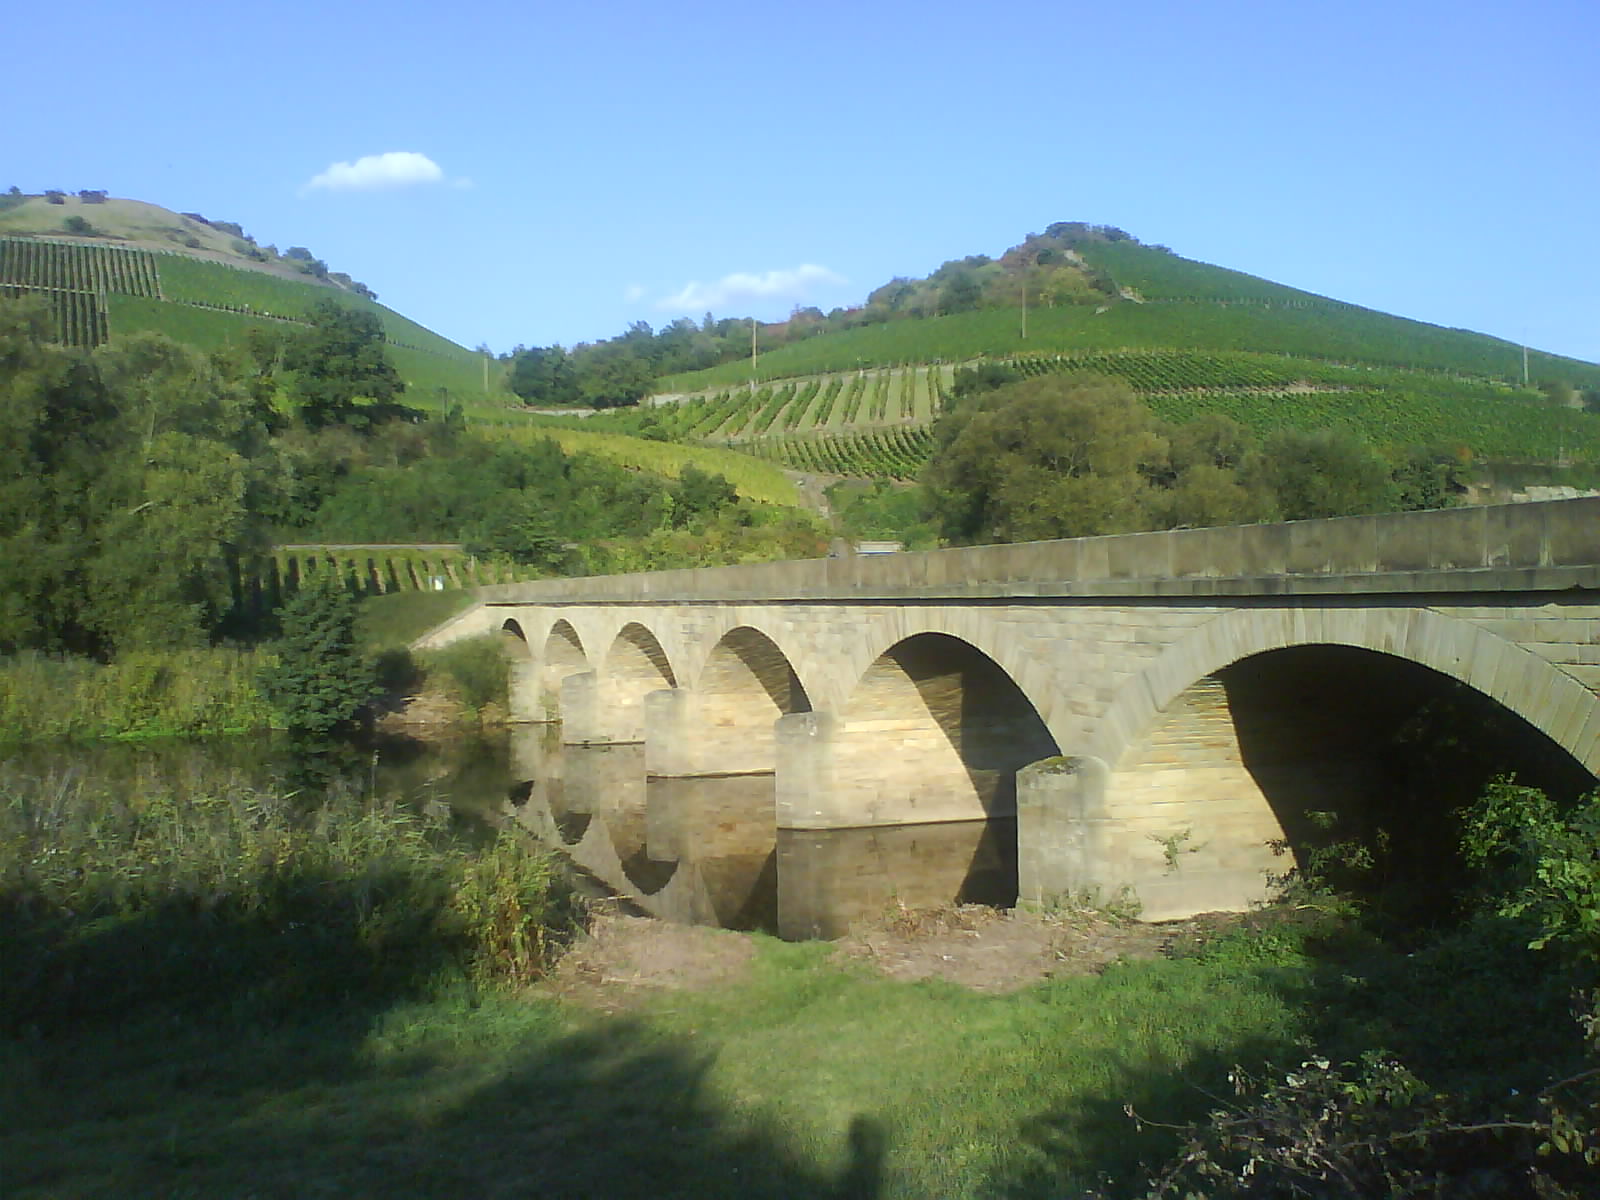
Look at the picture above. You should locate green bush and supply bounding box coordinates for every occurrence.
[259,573,376,733]
[418,635,510,715]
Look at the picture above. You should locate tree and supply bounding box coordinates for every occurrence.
[465,494,568,571]
[671,465,739,528]
[283,300,405,429]
[259,572,375,734]
[506,344,579,406]
[1246,428,1399,520]
[923,374,1167,543]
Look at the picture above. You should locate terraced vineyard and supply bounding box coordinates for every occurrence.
[0,235,499,408]
[659,236,1600,394]
[751,427,936,479]
[0,237,160,297]
[592,366,951,443]
[0,238,162,347]
[612,348,1600,480]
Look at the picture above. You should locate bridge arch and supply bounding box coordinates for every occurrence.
[497,619,541,722]
[1093,606,1600,775]
[538,618,589,720]
[684,625,812,775]
[830,631,1059,827]
[1061,606,1600,920]
[600,621,678,743]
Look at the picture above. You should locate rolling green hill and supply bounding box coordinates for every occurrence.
[628,229,1600,480]
[0,194,509,411]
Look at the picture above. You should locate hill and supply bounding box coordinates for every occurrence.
[661,231,1600,394]
[0,193,508,411]
[604,226,1600,481]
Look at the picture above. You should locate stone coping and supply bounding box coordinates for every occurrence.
[475,498,1600,605]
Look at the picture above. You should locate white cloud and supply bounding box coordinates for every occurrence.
[623,283,646,303]
[656,263,847,312]
[303,151,449,193]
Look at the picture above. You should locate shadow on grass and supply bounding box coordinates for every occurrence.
[3,1004,886,1199]
[986,909,1598,1198]
[984,1035,1293,1198]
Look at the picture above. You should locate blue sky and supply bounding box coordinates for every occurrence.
[9,0,1597,362]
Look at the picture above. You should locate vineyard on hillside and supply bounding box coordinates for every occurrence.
[659,294,1600,395]
[482,419,801,506]
[0,236,497,409]
[607,348,1600,480]
[750,427,936,479]
[590,366,952,445]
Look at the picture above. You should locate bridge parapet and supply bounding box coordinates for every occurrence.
[469,498,1599,606]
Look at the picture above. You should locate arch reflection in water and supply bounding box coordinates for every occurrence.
[507,725,1014,939]
[777,820,1016,941]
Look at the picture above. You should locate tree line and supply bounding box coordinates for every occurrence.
[0,296,821,662]
[499,225,1154,407]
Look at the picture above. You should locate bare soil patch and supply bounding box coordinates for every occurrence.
[545,903,1222,1009]
[836,903,1197,993]
[544,910,760,1012]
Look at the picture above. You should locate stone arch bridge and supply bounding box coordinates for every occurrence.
[419,499,1600,928]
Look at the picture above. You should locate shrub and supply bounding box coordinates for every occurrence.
[259,573,376,733]
[418,635,510,715]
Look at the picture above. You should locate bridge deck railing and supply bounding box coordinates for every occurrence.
[475,498,1600,604]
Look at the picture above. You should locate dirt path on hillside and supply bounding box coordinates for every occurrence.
[782,468,841,522]
[543,904,1221,1011]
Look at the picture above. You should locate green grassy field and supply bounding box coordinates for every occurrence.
[0,926,1307,1197]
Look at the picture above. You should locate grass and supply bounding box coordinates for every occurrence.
[0,927,1306,1198]
[3,754,1594,1196]
[0,648,275,742]
[356,588,478,649]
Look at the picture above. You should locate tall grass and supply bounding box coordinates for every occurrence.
[0,766,577,1033]
[0,648,275,741]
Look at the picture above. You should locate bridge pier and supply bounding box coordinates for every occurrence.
[644,688,779,778]
[558,671,610,744]
[775,708,1006,831]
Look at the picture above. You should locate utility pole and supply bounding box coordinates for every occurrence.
[1522,343,1529,387]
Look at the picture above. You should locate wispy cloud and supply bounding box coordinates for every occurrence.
[303,151,462,193]
[623,283,646,303]
[656,264,847,312]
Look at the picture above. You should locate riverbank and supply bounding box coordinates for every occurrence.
[2,902,1305,1198]
[7,889,1596,1197]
